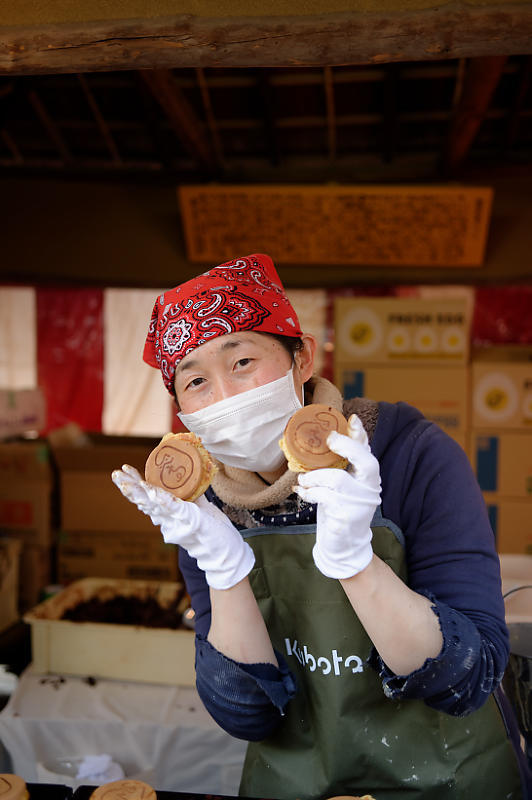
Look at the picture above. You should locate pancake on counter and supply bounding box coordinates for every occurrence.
[0,775,29,800]
[90,779,156,800]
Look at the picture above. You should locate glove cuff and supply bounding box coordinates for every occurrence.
[205,541,256,591]
[312,534,373,580]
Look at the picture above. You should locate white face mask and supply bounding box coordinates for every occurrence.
[177,367,303,473]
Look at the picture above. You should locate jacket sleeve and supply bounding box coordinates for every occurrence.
[375,407,510,716]
[178,547,297,740]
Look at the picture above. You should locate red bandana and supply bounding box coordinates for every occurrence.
[143,253,302,394]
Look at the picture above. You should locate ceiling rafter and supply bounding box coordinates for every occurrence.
[442,55,508,175]
[139,69,217,170]
[502,55,532,152]
[323,66,336,160]
[27,86,72,164]
[0,58,530,178]
[77,73,122,164]
[195,68,224,167]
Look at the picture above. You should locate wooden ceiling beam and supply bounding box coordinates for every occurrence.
[442,55,507,175]
[1,8,532,75]
[139,68,216,169]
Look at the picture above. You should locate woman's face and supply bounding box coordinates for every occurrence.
[174,331,315,414]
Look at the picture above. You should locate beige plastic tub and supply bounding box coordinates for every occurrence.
[500,554,532,625]
[24,577,196,686]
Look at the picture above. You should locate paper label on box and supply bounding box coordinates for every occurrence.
[334,297,470,364]
[0,389,45,439]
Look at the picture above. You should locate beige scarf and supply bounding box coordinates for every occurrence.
[210,375,378,513]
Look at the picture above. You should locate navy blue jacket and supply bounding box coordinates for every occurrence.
[179,401,529,791]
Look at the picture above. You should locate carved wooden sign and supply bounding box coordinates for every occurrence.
[178,184,493,267]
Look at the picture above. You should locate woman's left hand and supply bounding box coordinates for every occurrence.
[294,414,382,579]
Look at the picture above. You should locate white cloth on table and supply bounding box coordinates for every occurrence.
[0,666,247,794]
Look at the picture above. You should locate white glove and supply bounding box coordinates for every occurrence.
[294,414,381,579]
[111,465,255,590]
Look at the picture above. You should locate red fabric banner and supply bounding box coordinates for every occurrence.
[472,286,532,346]
[36,288,104,433]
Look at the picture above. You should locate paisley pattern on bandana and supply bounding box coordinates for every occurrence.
[144,254,303,394]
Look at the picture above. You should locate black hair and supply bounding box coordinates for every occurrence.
[265,333,304,358]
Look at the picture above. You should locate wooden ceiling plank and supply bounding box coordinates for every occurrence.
[1,8,532,75]
[77,72,122,163]
[324,66,336,160]
[195,67,224,166]
[442,55,508,175]
[139,68,216,168]
[27,88,72,163]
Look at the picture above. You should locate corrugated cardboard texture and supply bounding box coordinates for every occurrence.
[53,436,158,533]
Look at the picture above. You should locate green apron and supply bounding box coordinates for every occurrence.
[238,514,523,800]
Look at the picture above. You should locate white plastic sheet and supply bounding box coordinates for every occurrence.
[0,666,247,794]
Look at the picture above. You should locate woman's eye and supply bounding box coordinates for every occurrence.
[235,358,252,368]
[186,377,205,390]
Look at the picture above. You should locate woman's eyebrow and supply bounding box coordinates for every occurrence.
[176,338,246,375]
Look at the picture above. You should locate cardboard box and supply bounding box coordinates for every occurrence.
[0,388,46,440]
[52,435,159,533]
[483,495,532,554]
[0,441,52,545]
[471,431,532,498]
[18,543,52,613]
[335,362,469,439]
[57,529,179,584]
[334,297,471,365]
[0,537,21,632]
[24,577,196,686]
[471,347,532,430]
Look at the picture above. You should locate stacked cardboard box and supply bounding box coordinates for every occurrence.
[0,537,22,632]
[0,441,53,611]
[53,435,180,584]
[469,347,532,554]
[334,296,471,453]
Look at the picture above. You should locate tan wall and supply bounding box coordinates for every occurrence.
[1,174,531,289]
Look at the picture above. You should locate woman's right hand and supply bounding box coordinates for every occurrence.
[112,464,255,590]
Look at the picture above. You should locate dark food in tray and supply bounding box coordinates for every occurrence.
[61,586,188,629]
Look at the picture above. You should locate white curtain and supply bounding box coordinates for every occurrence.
[0,287,37,388]
[103,289,172,437]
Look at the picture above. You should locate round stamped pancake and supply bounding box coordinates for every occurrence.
[284,404,348,469]
[90,780,156,800]
[145,438,203,500]
[0,775,28,800]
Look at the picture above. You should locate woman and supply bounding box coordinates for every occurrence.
[113,253,529,799]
